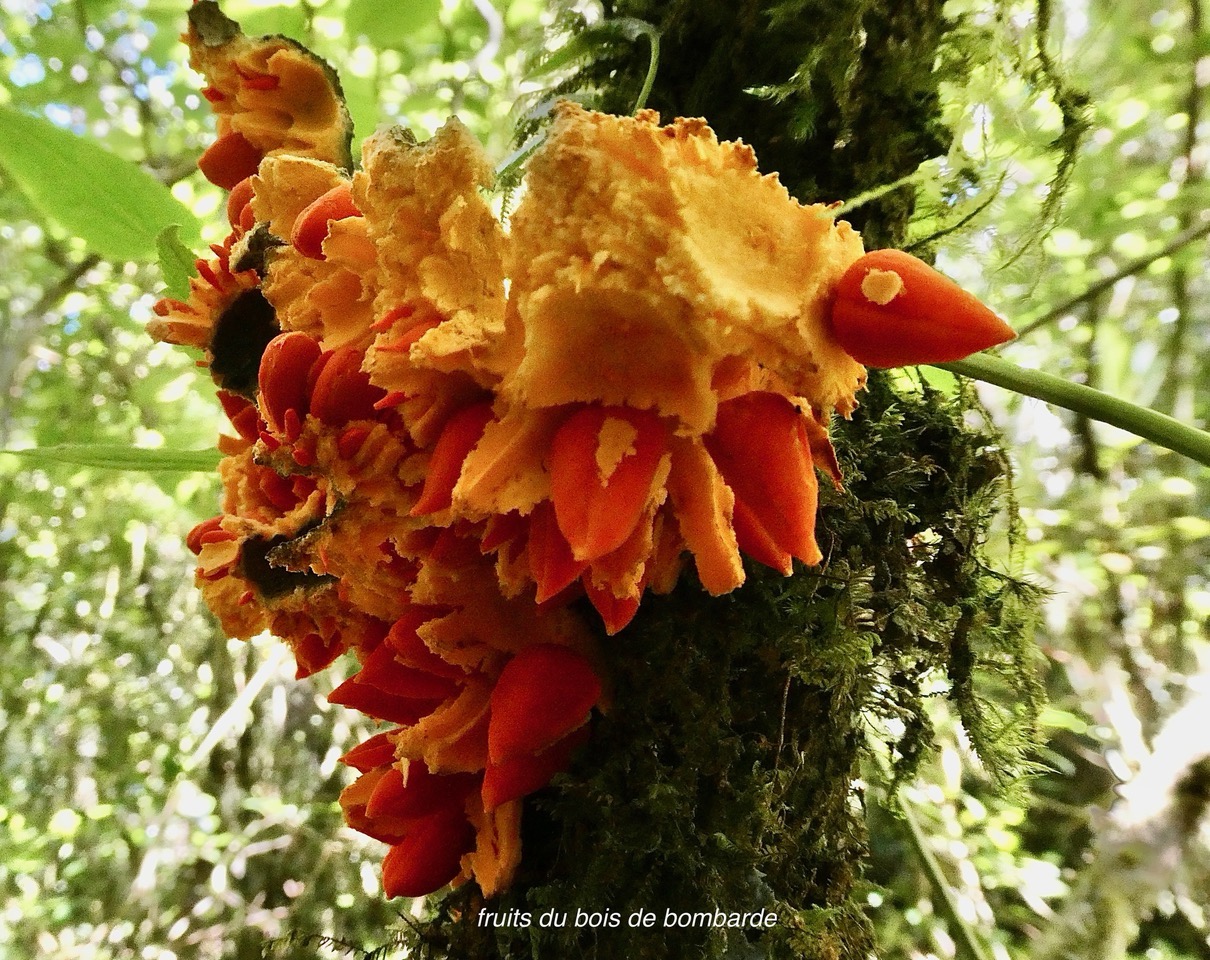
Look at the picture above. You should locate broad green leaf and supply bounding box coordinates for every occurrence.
[156,225,197,301]
[0,105,203,263]
[346,0,441,47]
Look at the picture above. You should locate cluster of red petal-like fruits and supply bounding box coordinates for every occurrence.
[153,23,611,894]
[170,176,608,897]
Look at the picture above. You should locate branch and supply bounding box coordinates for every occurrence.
[1016,218,1210,338]
[935,354,1210,467]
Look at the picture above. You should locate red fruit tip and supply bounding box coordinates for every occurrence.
[488,644,601,765]
[829,249,1016,367]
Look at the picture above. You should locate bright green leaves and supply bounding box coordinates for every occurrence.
[156,225,198,301]
[0,105,202,263]
[346,0,442,47]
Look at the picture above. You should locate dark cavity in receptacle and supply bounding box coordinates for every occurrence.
[209,288,279,398]
[239,533,335,599]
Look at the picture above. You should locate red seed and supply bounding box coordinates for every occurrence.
[410,402,495,517]
[257,468,300,511]
[291,182,359,260]
[583,579,641,636]
[327,675,442,725]
[226,176,255,229]
[197,131,263,191]
[337,424,372,459]
[216,390,261,442]
[258,332,322,434]
[704,392,822,575]
[339,731,400,772]
[371,303,416,333]
[185,515,228,555]
[373,390,406,411]
[482,724,590,811]
[308,347,385,426]
[381,812,474,899]
[525,501,589,604]
[355,643,460,702]
[292,630,345,679]
[384,610,463,680]
[367,762,476,821]
[548,405,668,564]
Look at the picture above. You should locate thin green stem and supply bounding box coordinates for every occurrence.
[1,444,222,472]
[631,25,659,114]
[935,354,1210,467]
[895,791,996,960]
[834,164,936,217]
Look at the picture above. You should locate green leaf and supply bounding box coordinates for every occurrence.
[346,0,441,47]
[156,225,197,301]
[525,19,660,113]
[0,105,203,263]
[524,31,602,80]
[0,445,222,473]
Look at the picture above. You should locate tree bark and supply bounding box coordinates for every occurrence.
[404,3,1041,958]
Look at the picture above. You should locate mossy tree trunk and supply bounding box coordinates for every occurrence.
[405,4,1039,958]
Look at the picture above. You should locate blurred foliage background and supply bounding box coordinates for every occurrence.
[0,0,1207,958]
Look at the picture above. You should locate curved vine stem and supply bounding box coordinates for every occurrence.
[935,354,1210,467]
[629,20,660,114]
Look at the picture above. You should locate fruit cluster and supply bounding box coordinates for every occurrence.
[151,1,1013,900]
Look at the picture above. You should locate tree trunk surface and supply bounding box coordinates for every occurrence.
[405,3,1038,958]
